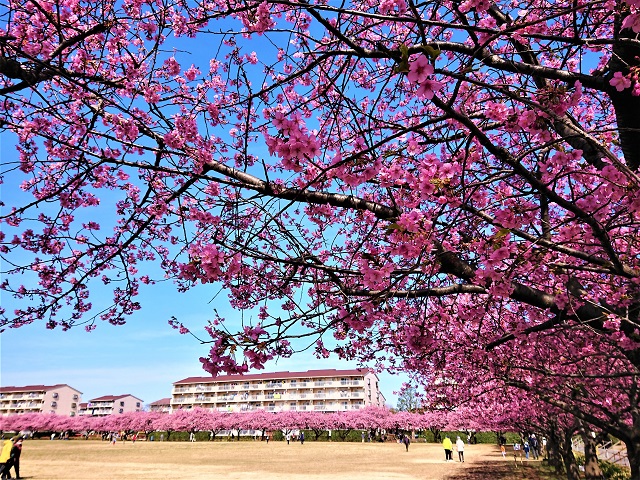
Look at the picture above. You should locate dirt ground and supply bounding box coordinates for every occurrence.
[12,440,550,480]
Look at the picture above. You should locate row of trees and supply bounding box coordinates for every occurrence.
[1,0,639,478]
[0,402,615,475]
[0,407,454,440]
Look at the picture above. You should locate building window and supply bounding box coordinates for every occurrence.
[119,408,124,413]
[136,402,140,407]
[52,393,59,399]
[51,401,57,408]
[73,394,79,400]
[120,401,125,407]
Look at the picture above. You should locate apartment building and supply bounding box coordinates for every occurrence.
[0,384,82,416]
[148,398,171,413]
[171,368,385,413]
[78,394,143,416]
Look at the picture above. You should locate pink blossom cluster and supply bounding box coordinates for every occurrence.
[238,1,275,35]
[178,243,226,283]
[378,0,408,15]
[407,55,443,99]
[265,112,321,171]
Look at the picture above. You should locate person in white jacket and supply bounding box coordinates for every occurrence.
[455,436,465,462]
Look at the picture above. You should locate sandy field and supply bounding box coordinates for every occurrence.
[5,440,540,480]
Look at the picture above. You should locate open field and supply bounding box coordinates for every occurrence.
[11,440,557,480]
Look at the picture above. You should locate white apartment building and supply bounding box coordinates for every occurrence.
[0,384,82,416]
[171,368,385,413]
[78,394,143,416]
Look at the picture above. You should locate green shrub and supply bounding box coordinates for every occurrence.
[573,453,630,479]
[599,460,631,480]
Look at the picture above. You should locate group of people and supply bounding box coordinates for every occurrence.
[0,436,23,480]
[284,432,305,444]
[512,434,542,461]
[442,436,465,462]
[397,434,465,461]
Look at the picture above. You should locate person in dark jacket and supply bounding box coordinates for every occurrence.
[402,434,410,452]
[10,437,22,479]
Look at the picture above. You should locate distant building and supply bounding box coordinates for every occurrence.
[0,384,82,416]
[78,394,143,416]
[148,398,171,413]
[171,368,385,413]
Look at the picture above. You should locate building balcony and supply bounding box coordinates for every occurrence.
[193,396,216,403]
[175,396,198,404]
[313,381,333,387]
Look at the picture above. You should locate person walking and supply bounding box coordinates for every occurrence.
[286,433,291,445]
[5,437,22,479]
[455,436,465,462]
[529,434,539,459]
[402,434,410,452]
[0,437,14,480]
[442,436,453,461]
[300,431,304,445]
[513,442,523,467]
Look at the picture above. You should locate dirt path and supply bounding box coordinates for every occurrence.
[15,440,544,479]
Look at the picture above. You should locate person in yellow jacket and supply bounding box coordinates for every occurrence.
[442,436,453,461]
[0,437,15,479]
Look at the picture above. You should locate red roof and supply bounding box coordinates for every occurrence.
[0,384,81,394]
[174,368,374,385]
[90,394,143,402]
[148,398,171,406]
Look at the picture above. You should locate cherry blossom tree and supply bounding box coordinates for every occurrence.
[2,0,640,475]
[297,410,331,440]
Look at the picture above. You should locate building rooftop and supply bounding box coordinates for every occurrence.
[0,384,81,394]
[148,397,171,406]
[90,394,142,402]
[174,368,375,385]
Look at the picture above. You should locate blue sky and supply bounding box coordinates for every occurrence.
[0,134,408,409]
[0,276,408,406]
[0,12,412,408]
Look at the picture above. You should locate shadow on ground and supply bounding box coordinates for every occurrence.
[445,460,559,480]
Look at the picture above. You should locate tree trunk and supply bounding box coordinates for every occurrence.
[627,437,640,480]
[546,430,564,474]
[560,429,581,480]
[579,427,603,480]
